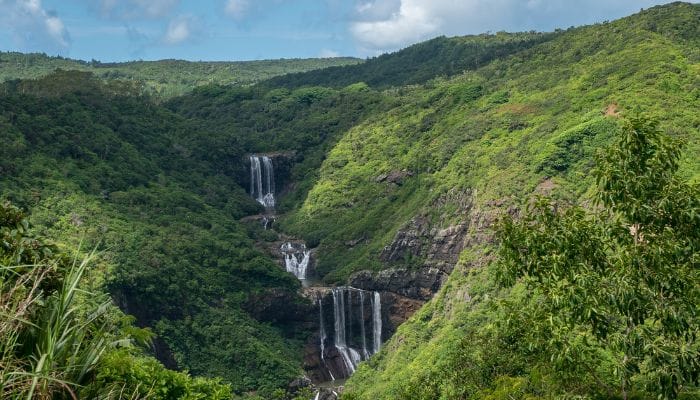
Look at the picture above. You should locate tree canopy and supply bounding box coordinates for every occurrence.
[497,116,699,399]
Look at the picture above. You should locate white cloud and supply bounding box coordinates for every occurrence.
[94,0,179,20]
[350,1,440,51]
[163,15,197,45]
[0,0,70,53]
[347,0,676,54]
[224,0,250,19]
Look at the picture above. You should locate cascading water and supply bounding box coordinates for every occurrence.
[320,287,383,380]
[249,155,275,208]
[372,291,382,354]
[318,297,335,381]
[261,216,275,230]
[280,242,310,280]
[359,291,368,359]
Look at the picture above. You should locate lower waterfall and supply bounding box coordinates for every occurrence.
[372,291,382,354]
[319,287,383,380]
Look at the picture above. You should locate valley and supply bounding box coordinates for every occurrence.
[0,2,698,399]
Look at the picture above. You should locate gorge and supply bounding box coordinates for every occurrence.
[247,156,390,388]
[0,3,698,399]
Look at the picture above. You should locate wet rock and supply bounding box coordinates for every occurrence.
[241,151,296,198]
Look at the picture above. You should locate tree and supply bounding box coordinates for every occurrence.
[497,116,699,399]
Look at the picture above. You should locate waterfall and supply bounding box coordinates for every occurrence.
[325,287,383,380]
[372,292,382,354]
[359,291,368,358]
[261,216,275,230]
[280,242,310,280]
[332,289,356,375]
[319,297,326,361]
[249,155,275,208]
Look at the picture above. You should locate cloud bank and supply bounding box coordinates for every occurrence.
[0,0,70,53]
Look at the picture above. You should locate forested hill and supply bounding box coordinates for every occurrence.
[0,70,312,396]
[0,52,360,98]
[263,32,556,89]
[0,1,698,400]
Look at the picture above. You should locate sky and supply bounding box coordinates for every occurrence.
[0,0,696,62]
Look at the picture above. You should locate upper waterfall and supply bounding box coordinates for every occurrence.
[249,155,275,208]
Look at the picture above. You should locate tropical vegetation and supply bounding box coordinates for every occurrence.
[0,2,698,399]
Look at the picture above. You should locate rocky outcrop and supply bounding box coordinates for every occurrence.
[375,169,415,185]
[379,189,475,277]
[301,286,423,383]
[315,388,341,400]
[349,267,444,301]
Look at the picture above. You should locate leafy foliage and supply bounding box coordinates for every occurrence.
[0,202,230,399]
[342,3,700,399]
[0,71,306,395]
[498,116,699,399]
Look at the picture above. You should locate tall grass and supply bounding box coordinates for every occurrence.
[1,250,111,399]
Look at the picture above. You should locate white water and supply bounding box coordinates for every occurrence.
[359,291,368,358]
[325,287,383,380]
[261,216,275,230]
[249,155,275,208]
[332,289,356,375]
[372,291,382,354]
[319,297,326,361]
[280,242,310,280]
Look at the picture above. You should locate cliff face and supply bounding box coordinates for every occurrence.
[240,152,296,198]
[351,189,476,299]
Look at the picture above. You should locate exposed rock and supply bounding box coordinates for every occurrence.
[301,287,420,383]
[379,189,474,276]
[349,268,444,301]
[287,376,312,394]
[315,388,341,400]
[384,292,424,332]
[375,170,414,185]
[379,216,430,264]
[241,151,296,198]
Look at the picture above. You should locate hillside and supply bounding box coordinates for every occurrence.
[262,32,556,89]
[321,3,699,398]
[0,52,360,98]
[0,2,698,399]
[272,1,700,282]
[0,70,310,396]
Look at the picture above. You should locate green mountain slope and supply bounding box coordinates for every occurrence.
[263,32,556,89]
[0,52,360,98]
[0,70,308,395]
[320,3,699,398]
[1,2,698,398]
[281,0,700,281]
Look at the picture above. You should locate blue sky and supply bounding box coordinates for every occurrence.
[0,0,695,62]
